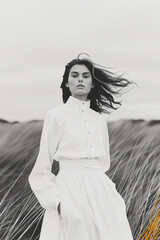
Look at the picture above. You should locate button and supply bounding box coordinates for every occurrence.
[82,110,84,112]
[90,145,92,148]
[88,131,90,134]
[85,119,87,122]
[82,102,85,104]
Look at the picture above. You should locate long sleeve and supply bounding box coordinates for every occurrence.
[101,116,111,171]
[28,110,61,210]
[105,120,111,163]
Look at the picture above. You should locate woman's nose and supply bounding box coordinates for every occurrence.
[78,79,83,82]
[78,75,83,82]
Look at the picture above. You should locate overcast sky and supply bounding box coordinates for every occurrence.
[0,0,160,121]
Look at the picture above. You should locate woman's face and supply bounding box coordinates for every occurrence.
[65,64,94,101]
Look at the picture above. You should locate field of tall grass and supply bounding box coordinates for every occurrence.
[0,118,159,240]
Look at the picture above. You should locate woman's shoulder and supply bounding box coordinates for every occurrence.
[49,104,65,113]
[46,103,67,119]
[90,108,107,119]
[98,112,109,125]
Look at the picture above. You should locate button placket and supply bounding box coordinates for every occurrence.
[80,104,95,156]
[85,114,93,152]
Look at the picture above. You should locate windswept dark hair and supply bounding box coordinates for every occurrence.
[60,53,133,114]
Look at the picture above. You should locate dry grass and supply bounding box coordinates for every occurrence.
[0,118,159,239]
[107,119,160,239]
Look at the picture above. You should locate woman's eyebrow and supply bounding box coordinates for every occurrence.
[83,72,90,74]
[71,71,90,74]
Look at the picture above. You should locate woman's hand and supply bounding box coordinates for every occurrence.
[57,202,61,215]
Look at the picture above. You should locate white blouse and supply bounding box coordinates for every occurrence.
[28,96,111,211]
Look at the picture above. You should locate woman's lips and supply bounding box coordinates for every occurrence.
[77,85,84,88]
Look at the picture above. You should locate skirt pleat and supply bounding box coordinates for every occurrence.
[55,167,133,240]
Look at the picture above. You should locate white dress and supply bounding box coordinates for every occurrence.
[28,96,133,240]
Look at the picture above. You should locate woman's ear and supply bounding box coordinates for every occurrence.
[65,82,68,87]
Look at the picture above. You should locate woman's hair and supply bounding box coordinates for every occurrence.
[60,53,134,114]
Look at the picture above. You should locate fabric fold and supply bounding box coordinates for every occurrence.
[28,110,61,210]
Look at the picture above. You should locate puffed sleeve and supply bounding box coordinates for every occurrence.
[28,110,61,210]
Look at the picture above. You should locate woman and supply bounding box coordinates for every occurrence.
[29,54,134,240]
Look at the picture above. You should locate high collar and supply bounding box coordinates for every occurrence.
[66,96,91,110]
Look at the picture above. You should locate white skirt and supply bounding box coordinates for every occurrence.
[40,159,133,240]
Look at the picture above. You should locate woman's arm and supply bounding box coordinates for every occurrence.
[101,115,111,171]
[105,119,111,162]
[28,110,61,211]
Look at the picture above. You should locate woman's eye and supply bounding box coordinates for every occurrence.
[71,74,78,78]
[83,74,90,78]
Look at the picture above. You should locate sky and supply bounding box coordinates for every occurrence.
[0,0,160,121]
